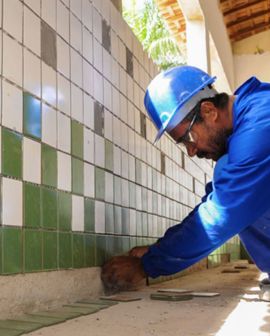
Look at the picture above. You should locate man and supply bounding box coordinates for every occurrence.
[102,65,270,293]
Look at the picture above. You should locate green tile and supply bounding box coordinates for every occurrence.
[85,234,95,267]
[129,182,136,208]
[2,128,22,179]
[95,235,106,266]
[122,236,130,253]
[24,183,41,228]
[95,167,105,200]
[71,120,83,159]
[42,144,57,187]
[105,203,114,233]
[72,158,84,195]
[84,198,95,232]
[59,232,72,269]
[105,140,113,171]
[2,227,22,274]
[58,191,72,231]
[114,176,121,205]
[0,320,41,332]
[62,305,100,315]
[23,92,41,139]
[0,328,23,336]
[73,233,85,268]
[106,236,121,259]
[30,310,79,320]
[42,187,58,230]
[24,229,42,272]
[43,231,57,270]
[114,206,122,234]
[17,314,64,327]
[121,208,130,235]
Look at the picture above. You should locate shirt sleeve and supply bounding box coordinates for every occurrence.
[142,126,270,278]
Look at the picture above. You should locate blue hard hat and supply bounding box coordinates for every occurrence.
[144,65,216,143]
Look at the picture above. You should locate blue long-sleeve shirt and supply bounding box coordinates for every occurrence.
[142,77,270,278]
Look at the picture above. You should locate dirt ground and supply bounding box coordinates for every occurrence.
[28,261,270,336]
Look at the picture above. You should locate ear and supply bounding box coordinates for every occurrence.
[200,101,218,122]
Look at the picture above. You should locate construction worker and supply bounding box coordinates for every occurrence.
[101,66,270,294]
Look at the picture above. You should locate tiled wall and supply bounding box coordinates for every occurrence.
[0,0,215,275]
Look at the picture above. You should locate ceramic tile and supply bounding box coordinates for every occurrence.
[112,86,119,117]
[41,21,57,70]
[24,182,41,228]
[24,49,41,98]
[83,60,93,96]
[42,103,57,147]
[23,138,41,184]
[71,84,83,122]
[82,0,93,32]
[59,232,72,268]
[71,120,84,159]
[71,49,83,87]
[57,0,70,42]
[95,201,105,233]
[24,229,42,272]
[84,162,95,197]
[111,58,119,89]
[128,155,135,182]
[42,144,57,187]
[103,81,112,112]
[113,145,121,175]
[57,112,71,153]
[102,19,111,53]
[121,151,128,179]
[57,36,70,78]
[57,74,71,116]
[84,127,94,163]
[129,209,136,236]
[3,0,22,41]
[114,205,122,234]
[3,33,22,86]
[104,109,113,142]
[112,116,120,147]
[94,134,105,168]
[72,195,84,232]
[2,127,22,178]
[2,177,23,226]
[95,167,105,200]
[24,6,41,56]
[70,0,82,20]
[58,152,71,192]
[41,187,57,229]
[70,13,82,53]
[129,181,136,209]
[83,93,94,129]
[43,230,58,270]
[92,7,102,43]
[24,0,40,15]
[105,140,113,171]
[105,203,114,234]
[105,172,113,203]
[121,179,129,207]
[73,233,85,268]
[82,28,93,64]
[93,69,103,104]
[84,198,95,232]
[114,176,122,205]
[118,40,126,70]
[58,191,72,231]
[2,226,22,274]
[41,0,56,29]
[42,63,57,107]
[93,38,103,73]
[94,101,104,136]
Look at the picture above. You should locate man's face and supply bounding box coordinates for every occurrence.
[169,105,230,162]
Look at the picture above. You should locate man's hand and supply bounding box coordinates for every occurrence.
[129,245,149,258]
[101,256,146,294]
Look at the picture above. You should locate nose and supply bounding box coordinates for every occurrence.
[186,143,197,157]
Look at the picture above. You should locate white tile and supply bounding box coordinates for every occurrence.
[24,6,40,56]
[93,69,103,104]
[2,177,23,226]
[23,138,41,184]
[58,151,71,192]
[41,0,56,29]
[57,74,71,116]
[57,112,71,153]
[24,49,41,98]
[112,87,119,117]
[111,58,119,89]
[110,1,119,32]
[103,80,112,112]
[61,0,69,8]
[128,155,135,182]
[57,36,70,78]
[121,179,129,207]
[92,0,102,13]
[3,0,22,41]
[3,33,22,86]
[130,209,136,235]
[72,195,84,231]
[93,38,102,73]
[103,48,111,81]
[84,162,94,197]
[70,13,82,53]
[56,0,69,42]
[111,30,118,59]
[83,60,93,95]
[94,134,104,167]
[84,127,94,163]
[2,80,22,132]
[118,39,126,70]
[82,28,93,64]
[105,172,113,203]
[119,67,127,96]
[120,93,127,123]
[128,128,135,156]
[82,0,93,32]
[121,124,128,152]
[42,62,56,107]
[113,116,121,147]
[127,101,134,130]
[95,201,105,233]
[127,75,134,102]
[70,49,83,87]
[113,145,121,175]
[121,151,128,179]
[71,84,83,122]
[104,109,113,141]
[101,0,110,23]
[42,103,57,147]
[24,0,40,15]
[92,7,102,43]
[70,0,82,19]
[83,93,94,129]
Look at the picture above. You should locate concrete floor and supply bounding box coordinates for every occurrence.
[28,262,270,336]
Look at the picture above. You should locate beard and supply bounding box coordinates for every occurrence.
[197,127,231,161]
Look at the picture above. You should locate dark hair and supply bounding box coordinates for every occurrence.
[183,91,230,124]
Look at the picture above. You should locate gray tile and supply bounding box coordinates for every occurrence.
[114,206,122,234]
[114,176,122,204]
[126,47,133,77]
[135,159,142,184]
[140,112,146,139]
[94,101,104,136]
[105,203,114,233]
[142,187,148,211]
[95,167,105,200]
[105,140,113,171]
[41,21,57,70]
[129,182,136,208]
[161,152,166,174]
[136,211,142,236]
[142,212,148,236]
[102,19,111,53]
[121,207,130,235]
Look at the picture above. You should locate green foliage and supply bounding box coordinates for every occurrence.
[123,0,186,70]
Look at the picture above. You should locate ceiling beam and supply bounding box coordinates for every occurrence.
[226,9,270,28]
[229,20,270,40]
[221,0,267,16]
